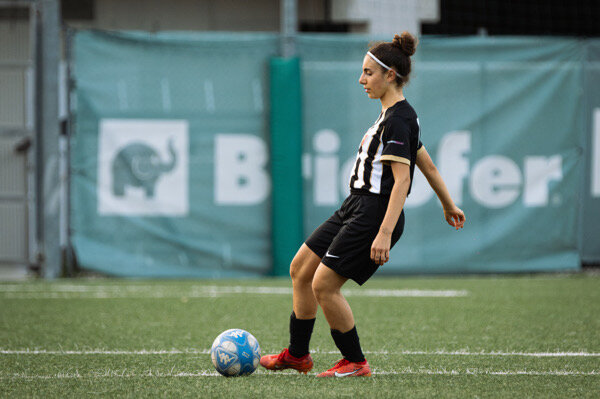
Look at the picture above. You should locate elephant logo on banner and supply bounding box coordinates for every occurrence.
[97,119,189,216]
[112,139,177,198]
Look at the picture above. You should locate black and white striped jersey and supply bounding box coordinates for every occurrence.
[349,99,424,195]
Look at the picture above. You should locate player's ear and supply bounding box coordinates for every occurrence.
[387,69,396,83]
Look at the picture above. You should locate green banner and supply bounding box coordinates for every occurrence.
[297,36,583,273]
[71,31,278,277]
[582,39,600,263]
[71,31,590,277]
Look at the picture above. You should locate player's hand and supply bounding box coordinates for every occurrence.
[443,206,466,230]
[371,231,392,265]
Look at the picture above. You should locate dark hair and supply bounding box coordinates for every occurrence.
[368,31,418,87]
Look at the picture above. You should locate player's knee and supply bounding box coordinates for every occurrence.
[311,279,322,300]
[311,278,330,302]
[290,257,307,284]
[289,257,300,280]
[290,257,316,285]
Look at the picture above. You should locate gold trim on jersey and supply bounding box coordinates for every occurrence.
[417,145,426,154]
[380,155,410,165]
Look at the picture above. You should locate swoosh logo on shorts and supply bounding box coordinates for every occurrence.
[325,251,340,258]
[335,370,359,377]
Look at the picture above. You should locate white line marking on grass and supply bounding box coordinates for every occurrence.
[370,369,600,376]
[0,370,222,379]
[1,368,598,380]
[0,285,469,298]
[363,350,600,358]
[0,349,211,355]
[2,349,599,357]
[346,289,468,297]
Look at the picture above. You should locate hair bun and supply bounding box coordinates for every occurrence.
[393,31,417,57]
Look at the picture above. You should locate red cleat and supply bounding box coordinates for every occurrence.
[259,348,313,374]
[316,358,372,378]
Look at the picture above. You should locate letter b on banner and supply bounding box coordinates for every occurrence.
[215,134,270,205]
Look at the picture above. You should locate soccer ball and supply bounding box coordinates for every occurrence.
[210,329,261,377]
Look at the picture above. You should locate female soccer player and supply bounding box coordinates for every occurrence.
[260,32,465,377]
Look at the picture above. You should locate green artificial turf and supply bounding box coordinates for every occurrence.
[1,274,598,398]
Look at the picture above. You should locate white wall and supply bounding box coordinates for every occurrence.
[332,0,439,35]
[68,0,281,31]
[64,0,437,34]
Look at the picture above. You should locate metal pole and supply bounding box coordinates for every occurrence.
[27,1,38,272]
[280,0,297,57]
[34,0,62,278]
[33,0,43,271]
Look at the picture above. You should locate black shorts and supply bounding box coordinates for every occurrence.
[305,193,405,285]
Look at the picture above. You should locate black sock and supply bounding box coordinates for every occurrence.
[331,326,365,362]
[288,311,315,358]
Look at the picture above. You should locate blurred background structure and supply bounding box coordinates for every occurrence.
[0,0,599,279]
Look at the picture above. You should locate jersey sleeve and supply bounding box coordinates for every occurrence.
[380,118,412,165]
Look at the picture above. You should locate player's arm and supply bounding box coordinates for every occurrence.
[415,146,466,230]
[371,161,410,266]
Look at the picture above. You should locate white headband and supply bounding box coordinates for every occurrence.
[367,51,403,78]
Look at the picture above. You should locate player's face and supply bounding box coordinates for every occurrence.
[358,55,393,99]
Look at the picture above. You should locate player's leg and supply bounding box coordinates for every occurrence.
[259,245,320,373]
[311,262,353,330]
[260,225,340,374]
[260,200,348,374]
[290,243,321,319]
[288,243,322,358]
[311,264,371,377]
[285,211,346,359]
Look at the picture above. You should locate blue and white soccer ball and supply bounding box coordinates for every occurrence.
[210,329,261,377]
